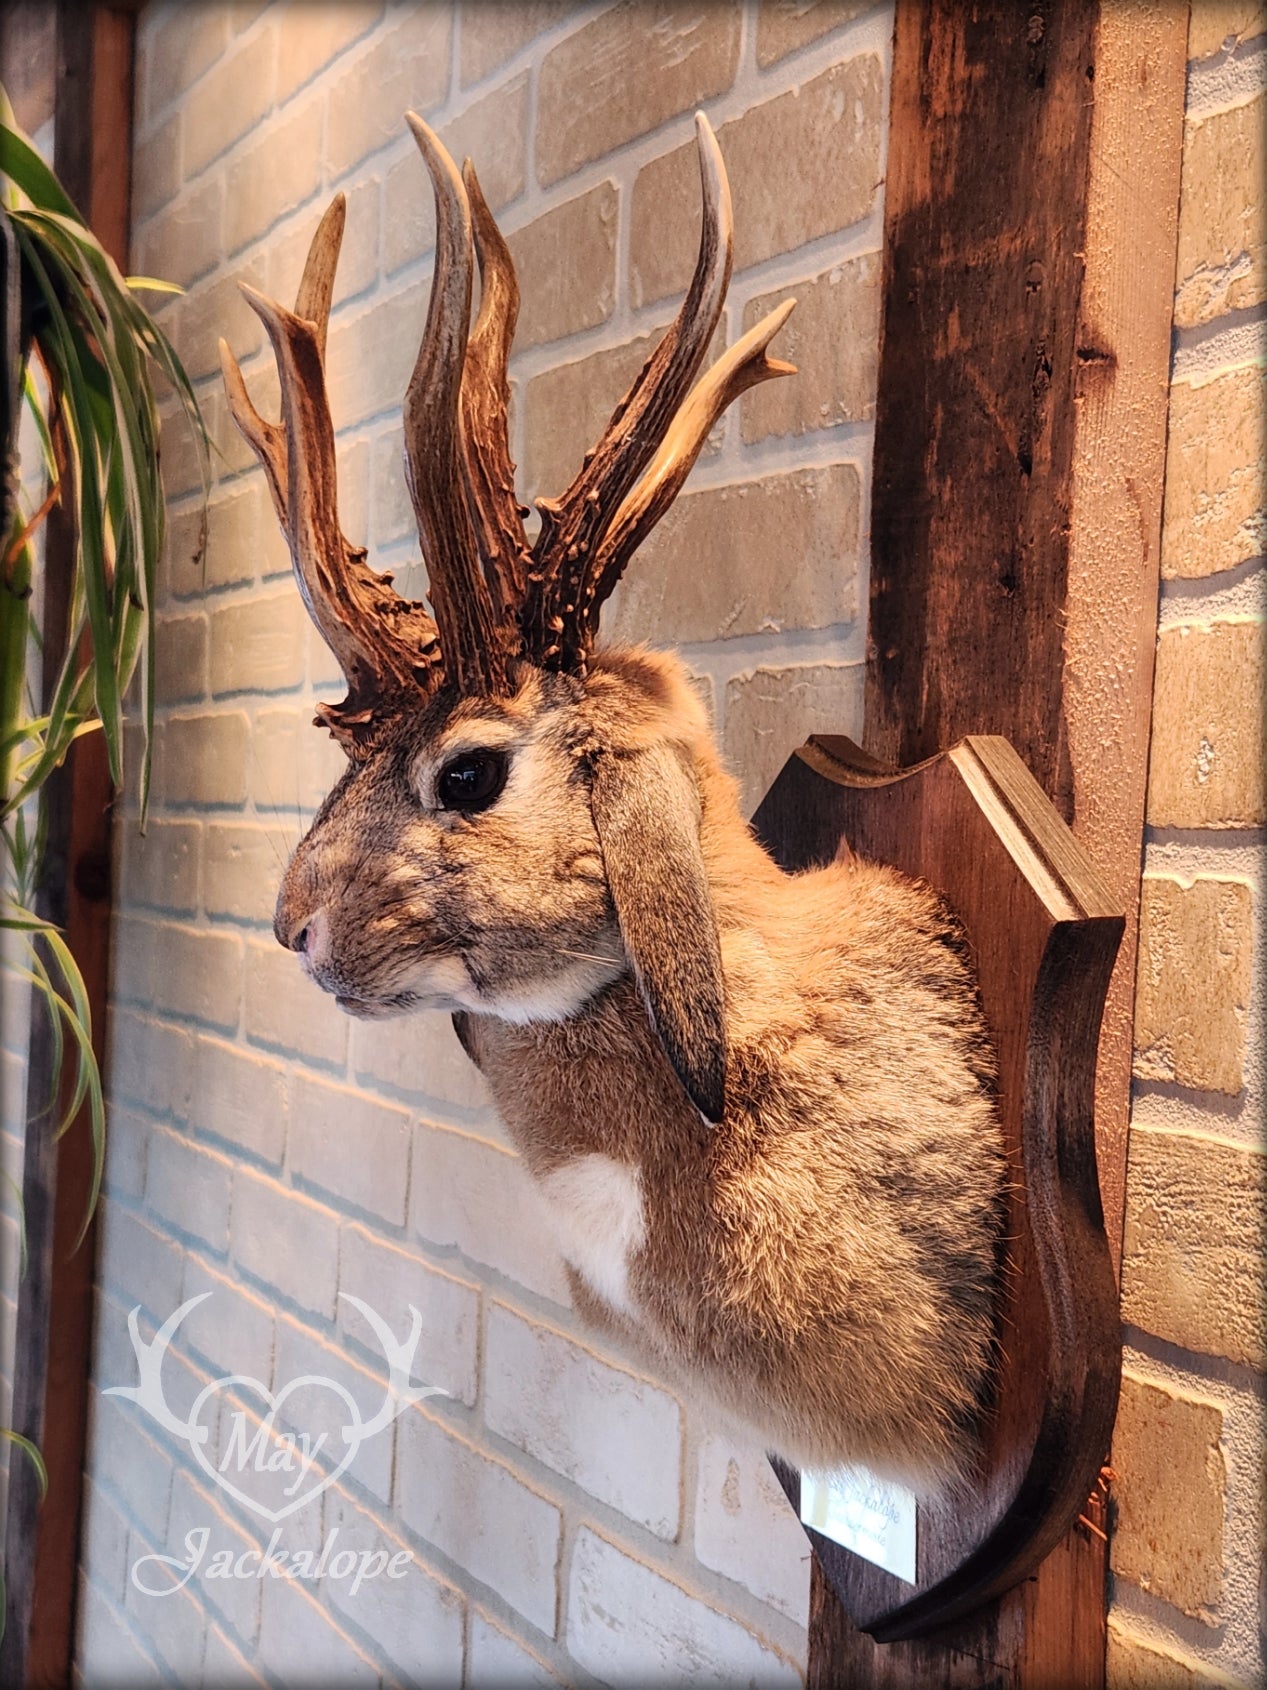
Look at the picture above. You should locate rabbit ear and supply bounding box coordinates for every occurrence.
[589,744,727,1125]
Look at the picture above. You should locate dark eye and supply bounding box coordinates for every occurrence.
[436,750,509,813]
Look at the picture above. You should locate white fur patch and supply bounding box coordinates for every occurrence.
[536,1155,645,1318]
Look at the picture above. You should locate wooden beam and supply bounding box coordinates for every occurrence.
[807,0,1187,1684]
[0,8,135,1685]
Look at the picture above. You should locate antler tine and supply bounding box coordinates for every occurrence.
[582,300,797,637]
[523,112,734,672]
[461,160,532,621]
[219,195,347,528]
[403,113,509,697]
[240,284,442,741]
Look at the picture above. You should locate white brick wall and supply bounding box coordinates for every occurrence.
[81,1,896,1679]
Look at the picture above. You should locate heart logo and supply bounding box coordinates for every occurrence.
[106,1293,446,1524]
[187,1371,363,1524]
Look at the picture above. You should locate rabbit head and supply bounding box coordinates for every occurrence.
[221,113,795,1124]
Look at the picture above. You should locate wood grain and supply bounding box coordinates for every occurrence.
[864,0,1099,820]
[0,9,134,1685]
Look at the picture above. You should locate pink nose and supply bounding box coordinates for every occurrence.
[287,909,327,965]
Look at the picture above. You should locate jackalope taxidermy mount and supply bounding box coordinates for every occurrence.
[221,113,1005,1493]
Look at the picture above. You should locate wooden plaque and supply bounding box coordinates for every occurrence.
[751,734,1123,1642]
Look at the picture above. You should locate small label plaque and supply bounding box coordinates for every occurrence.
[799,1465,918,1583]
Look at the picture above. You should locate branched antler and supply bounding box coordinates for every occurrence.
[220,110,795,732]
[220,197,442,751]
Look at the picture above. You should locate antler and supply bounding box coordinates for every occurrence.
[221,112,796,728]
[220,201,442,752]
[403,115,510,696]
[519,113,793,674]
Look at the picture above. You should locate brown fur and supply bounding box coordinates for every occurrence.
[276,647,1005,1492]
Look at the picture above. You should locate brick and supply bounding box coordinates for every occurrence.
[509,181,619,348]
[80,1480,132,1608]
[469,1610,565,1685]
[567,1526,803,1688]
[350,1006,490,1113]
[410,1123,571,1304]
[232,1166,339,1318]
[326,287,420,430]
[158,395,210,506]
[180,1255,276,1387]
[202,1625,268,1690]
[399,1412,561,1632]
[1160,363,1266,580]
[250,708,349,815]
[756,0,876,66]
[77,1576,164,1685]
[630,56,883,305]
[290,1072,411,1222]
[243,936,350,1069]
[162,712,251,809]
[225,95,324,256]
[384,69,532,276]
[339,1225,479,1405]
[136,173,224,292]
[461,1,579,87]
[1187,3,1267,59]
[168,1469,261,1647]
[741,252,881,440]
[484,1301,683,1534]
[98,1205,184,1325]
[204,474,288,591]
[122,1551,207,1684]
[371,429,418,545]
[1174,90,1266,330]
[163,501,210,606]
[133,109,182,222]
[607,463,860,646]
[209,588,309,697]
[522,320,715,502]
[108,1010,196,1122]
[258,1576,378,1688]
[146,1127,233,1253]
[120,820,202,915]
[191,1033,288,1166]
[1105,1616,1242,1689]
[272,1,379,104]
[694,1433,811,1620]
[1133,877,1253,1094]
[1147,621,1265,828]
[87,1391,175,1544]
[725,661,866,816]
[324,1486,466,1679]
[324,8,451,177]
[172,253,269,387]
[204,823,287,926]
[154,613,208,707]
[1110,1373,1225,1622]
[143,4,231,120]
[151,922,242,1032]
[537,3,741,187]
[182,27,277,181]
[102,1106,150,1201]
[1121,1125,1265,1370]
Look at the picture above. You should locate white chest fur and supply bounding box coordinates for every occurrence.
[535,1154,646,1318]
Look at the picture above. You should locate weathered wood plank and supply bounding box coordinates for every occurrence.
[864,0,1099,820]
[1,8,135,1685]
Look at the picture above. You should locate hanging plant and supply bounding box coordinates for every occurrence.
[1,89,207,1240]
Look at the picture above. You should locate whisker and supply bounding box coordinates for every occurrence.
[557,947,622,966]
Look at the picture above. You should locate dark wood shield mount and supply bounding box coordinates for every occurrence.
[750,733,1124,1643]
